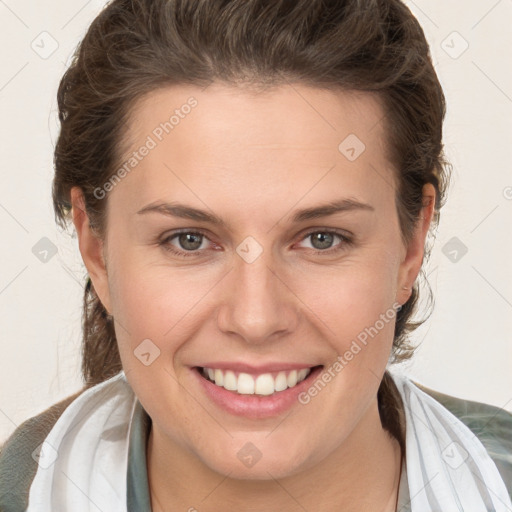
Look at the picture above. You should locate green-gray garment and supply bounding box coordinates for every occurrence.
[1,382,511,511]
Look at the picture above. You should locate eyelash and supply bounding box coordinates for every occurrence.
[158,228,353,259]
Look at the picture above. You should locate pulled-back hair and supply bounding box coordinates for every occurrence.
[52,0,451,444]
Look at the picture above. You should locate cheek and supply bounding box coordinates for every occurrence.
[107,249,216,364]
[295,247,399,330]
[107,258,195,420]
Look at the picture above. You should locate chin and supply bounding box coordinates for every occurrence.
[197,443,312,481]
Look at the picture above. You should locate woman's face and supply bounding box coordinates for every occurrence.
[77,82,432,479]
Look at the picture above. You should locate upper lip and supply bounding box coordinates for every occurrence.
[194,362,321,373]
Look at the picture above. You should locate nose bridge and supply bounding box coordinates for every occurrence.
[217,241,297,343]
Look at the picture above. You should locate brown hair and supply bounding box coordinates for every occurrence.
[52,0,450,438]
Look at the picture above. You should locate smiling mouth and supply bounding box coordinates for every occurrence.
[195,365,323,396]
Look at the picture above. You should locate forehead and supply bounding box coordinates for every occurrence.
[127,82,387,149]
[110,82,395,222]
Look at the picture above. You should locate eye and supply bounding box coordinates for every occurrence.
[296,229,353,255]
[158,228,353,258]
[159,230,213,258]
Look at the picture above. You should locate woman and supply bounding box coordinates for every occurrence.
[1,0,511,511]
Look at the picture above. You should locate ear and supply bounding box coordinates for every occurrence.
[71,186,113,315]
[395,183,436,305]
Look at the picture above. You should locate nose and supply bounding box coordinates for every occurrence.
[216,249,299,345]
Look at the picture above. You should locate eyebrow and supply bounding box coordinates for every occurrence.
[136,198,374,226]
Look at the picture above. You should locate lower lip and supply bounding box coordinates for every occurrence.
[192,365,324,419]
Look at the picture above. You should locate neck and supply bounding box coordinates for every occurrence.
[147,397,403,512]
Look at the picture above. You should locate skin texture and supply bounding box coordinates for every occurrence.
[71,82,435,511]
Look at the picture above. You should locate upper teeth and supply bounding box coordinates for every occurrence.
[202,367,312,396]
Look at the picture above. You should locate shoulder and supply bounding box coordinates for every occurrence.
[0,390,84,512]
[413,381,512,500]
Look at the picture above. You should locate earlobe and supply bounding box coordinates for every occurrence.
[396,184,436,305]
[70,187,113,315]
